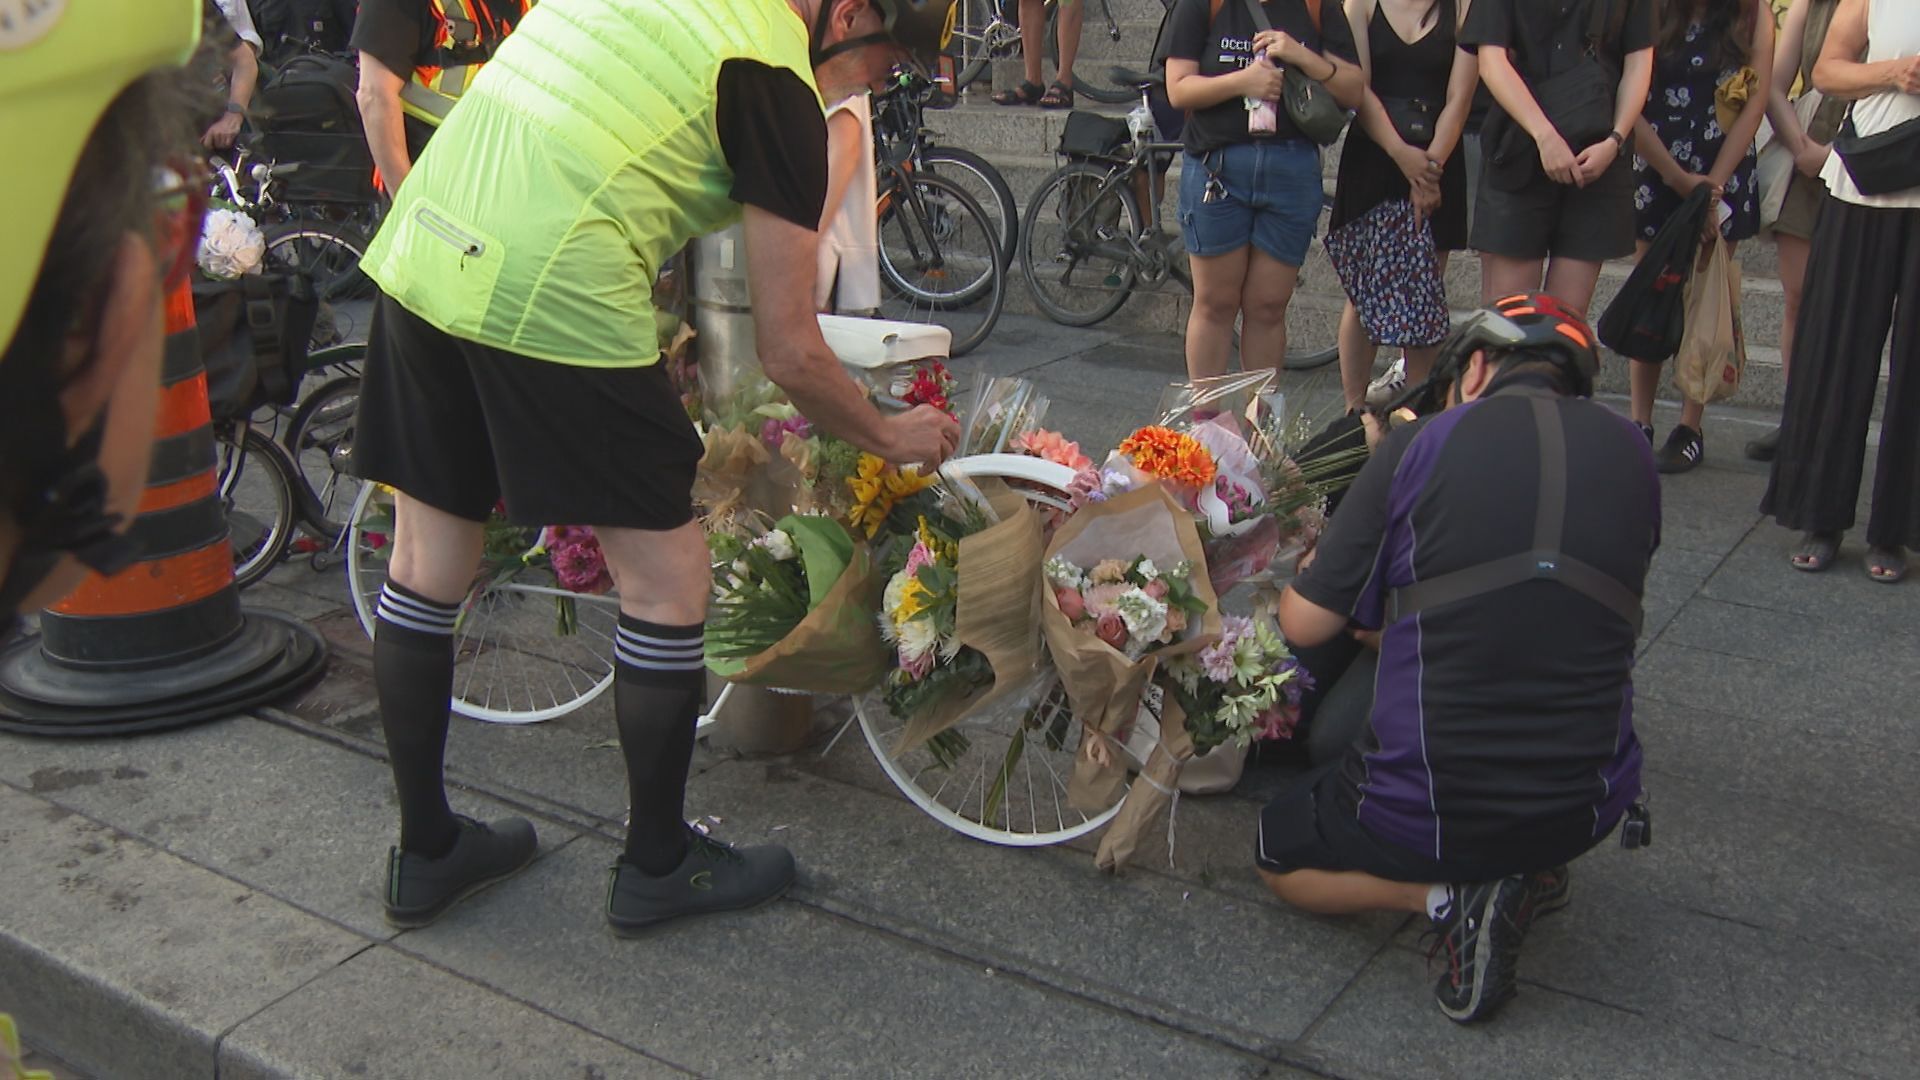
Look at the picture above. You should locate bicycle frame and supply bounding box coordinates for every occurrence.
[1055,141,1187,286]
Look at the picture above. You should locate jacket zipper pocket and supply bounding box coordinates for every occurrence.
[415,206,487,260]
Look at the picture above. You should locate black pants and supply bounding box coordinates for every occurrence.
[1762,198,1920,548]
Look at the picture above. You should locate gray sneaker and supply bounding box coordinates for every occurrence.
[384,815,538,928]
[606,831,796,937]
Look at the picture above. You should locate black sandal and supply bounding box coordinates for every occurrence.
[1790,531,1842,573]
[1039,80,1075,108]
[992,80,1044,106]
[1865,545,1910,584]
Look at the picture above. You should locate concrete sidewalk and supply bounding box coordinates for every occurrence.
[2,317,1915,1079]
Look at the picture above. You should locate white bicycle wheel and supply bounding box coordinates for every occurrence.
[345,485,621,725]
[853,453,1127,846]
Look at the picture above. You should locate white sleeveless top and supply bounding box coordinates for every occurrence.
[815,94,881,313]
[1822,0,1920,208]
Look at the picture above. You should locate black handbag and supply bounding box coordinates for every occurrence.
[1381,96,1437,147]
[1244,0,1351,146]
[1597,184,1715,363]
[1833,109,1920,196]
[1532,0,1626,148]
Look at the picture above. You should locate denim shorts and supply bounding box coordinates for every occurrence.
[1179,140,1324,267]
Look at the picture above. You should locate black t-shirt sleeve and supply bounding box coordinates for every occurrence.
[1291,422,1422,630]
[1316,0,1359,64]
[1165,0,1212,62]
[1457,0,1513,52]
[715,60,829,231]
[1616,0,1656,54]
[350,0,428,78]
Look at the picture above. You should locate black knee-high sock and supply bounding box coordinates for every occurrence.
[613,615,705,874]
[374,581,461,858]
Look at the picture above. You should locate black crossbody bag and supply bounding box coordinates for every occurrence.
[1833,106,1920,197]
[1486,0,1625,188]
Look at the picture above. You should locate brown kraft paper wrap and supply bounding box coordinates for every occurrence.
[1044,484,1222,816]
[722,544,891,696]
[892,480,1048,756]
[1096,692,1194,872]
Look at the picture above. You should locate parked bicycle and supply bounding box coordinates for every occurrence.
[213,341,366,589]
[950,0,1172,105]
[873,66,1019,268]
[875,143,1008,357]
[1017,70,1340,369]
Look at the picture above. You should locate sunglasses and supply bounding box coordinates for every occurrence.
[152,158,210,290]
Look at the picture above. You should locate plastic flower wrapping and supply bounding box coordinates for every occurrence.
[196,207,265,280]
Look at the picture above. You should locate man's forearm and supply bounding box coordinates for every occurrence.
[360,94,412,192]
[761,340,896,459]
[229,44,258,110]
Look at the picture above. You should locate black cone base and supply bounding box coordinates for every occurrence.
[0,610,328,737]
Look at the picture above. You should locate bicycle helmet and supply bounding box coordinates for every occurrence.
[812,0,958,71]
[1430,292,1602,399]
[0,0,202,348]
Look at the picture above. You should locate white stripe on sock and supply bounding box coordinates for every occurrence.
[616,628,702,649]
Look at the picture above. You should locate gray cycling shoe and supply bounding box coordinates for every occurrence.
[605,831,796,937]
[384,815,538,929]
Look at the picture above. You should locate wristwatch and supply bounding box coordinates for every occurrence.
[1607,130,1627,150]
[224,101,245,114]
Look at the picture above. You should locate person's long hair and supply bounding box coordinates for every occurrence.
[1656,0,1758,71]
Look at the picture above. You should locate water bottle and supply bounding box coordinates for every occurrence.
[1246,49,1278,134]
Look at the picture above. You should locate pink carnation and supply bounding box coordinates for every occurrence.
[547,527,613,595]
[900,646,935,680]
[904,540,935,577]
[1082,582,1129,618]
[1010,429,1093,471]
[1255,705,1299,742]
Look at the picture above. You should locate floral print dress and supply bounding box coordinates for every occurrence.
[1632,22,1760,242]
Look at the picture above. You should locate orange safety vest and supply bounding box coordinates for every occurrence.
[397,0,530,126]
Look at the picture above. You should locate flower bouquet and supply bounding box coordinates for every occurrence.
[1041,483,1223,819]
[1097,614,1312,871]
[873,478,1047,763]
[706,514,890,695]
[197,206,265,281]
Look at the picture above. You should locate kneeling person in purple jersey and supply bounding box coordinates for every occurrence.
[1265,293,1658,1023]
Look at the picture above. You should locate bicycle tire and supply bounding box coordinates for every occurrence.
[216,426,297,590]
[263,220,371,304]
[283,375,362,544]
[1019,159,1141,327]
[951,0,1009,93]
[923,146,1018,270]
[877,172,1006,356]
[1068,0,1178,105]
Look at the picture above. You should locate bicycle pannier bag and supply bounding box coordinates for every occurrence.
[1059,110,1132,160]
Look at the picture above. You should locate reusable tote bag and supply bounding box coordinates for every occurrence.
[1671,232,1748,405]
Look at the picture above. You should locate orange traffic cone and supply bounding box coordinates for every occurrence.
[0,280,326,735]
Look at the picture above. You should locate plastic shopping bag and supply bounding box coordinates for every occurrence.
[1671,233,1748,406]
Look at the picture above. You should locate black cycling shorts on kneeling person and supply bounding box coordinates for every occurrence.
[351,290,704,531]
[1256,764,1607,884]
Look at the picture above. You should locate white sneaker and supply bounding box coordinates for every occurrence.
[1365,357,1408,407]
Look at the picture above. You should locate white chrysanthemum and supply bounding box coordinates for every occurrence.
[882,568,914,622]
[197,208,265,280]
[897,617,939,664]
[755,529,796,561]
[1114,587,1168,643]
[1135,558,1160,581]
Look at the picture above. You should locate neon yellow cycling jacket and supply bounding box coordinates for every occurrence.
[360,0,820,367]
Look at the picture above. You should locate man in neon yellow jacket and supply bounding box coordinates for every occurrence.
[351,0,961,935]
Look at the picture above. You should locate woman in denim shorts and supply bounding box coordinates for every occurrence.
[1163,0,1365,379]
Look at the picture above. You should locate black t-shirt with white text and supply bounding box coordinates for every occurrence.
[1164,0,1360,155]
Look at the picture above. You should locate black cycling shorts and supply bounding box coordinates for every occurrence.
[351,290,703,531]
[1255,763,1593,884]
